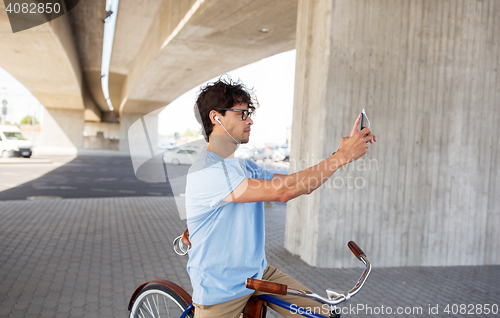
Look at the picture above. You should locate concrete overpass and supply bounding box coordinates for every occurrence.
[0,0,298,152]
[0,0,498,268]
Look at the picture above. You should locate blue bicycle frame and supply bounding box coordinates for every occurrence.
[258,294,332,318]
[180,297,331,318]
[180,303,195,318]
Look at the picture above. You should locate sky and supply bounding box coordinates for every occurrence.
[158,49,296,148]
[0,67,43,125]
[0,49,296,147]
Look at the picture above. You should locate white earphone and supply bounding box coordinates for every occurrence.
[214,115,240,144]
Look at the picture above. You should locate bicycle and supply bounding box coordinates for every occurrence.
[128,230,372,318]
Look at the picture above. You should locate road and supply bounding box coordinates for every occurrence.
[0,154,183,200]
[0,152,289,201]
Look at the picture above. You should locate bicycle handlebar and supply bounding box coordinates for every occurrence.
[348,241,365,259]
[246,241,372,306]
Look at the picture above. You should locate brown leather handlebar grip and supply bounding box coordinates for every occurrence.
[348,241,365,259]
[182,229,191,247]
[246,278,287,295]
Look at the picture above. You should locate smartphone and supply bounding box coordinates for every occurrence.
[358,108,370,131]
[359,113,365,131]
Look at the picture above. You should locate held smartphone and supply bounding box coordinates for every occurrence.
[358,108,370,131]
[359,112,365,131]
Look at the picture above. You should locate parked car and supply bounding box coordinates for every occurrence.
[270,149,286,162]
[234,147,269,162]
[158,139,177,150]
[162,148,199,165]
[275,148,290,162]
[234,147,253,160]
[251,149,269,162]
[0,125,32,158]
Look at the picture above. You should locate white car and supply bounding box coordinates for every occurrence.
[0,125,33,158]
[234,147,268,162]
[162,148,200,165]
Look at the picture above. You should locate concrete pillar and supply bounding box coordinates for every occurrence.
[119,112,159,155]
[286,0,500,268]
[36,108,84,155]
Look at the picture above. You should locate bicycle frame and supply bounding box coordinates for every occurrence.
[180,303,194,318]
[258,295,330,318]
[178,296,330,318]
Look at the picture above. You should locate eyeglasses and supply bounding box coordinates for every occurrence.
[216,108,254,120]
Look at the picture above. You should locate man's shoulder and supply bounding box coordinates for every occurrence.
[187,151,236,182]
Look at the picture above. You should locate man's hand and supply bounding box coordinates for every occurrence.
[349,113,377,142]
[337,113,377,163]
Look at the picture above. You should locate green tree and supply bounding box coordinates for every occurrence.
[20,116,38,125]
[182,128,198,137]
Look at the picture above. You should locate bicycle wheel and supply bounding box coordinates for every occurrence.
[129,283,194,318]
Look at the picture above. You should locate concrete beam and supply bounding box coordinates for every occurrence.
[286,0,500,268]
[110,0,298,115]
[0,2,84,110]
[0,2,109,150]
[67,0,111,118]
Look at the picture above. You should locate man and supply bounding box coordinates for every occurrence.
[185,77,376,318]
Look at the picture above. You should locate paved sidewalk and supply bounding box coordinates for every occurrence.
[0,197,498,318]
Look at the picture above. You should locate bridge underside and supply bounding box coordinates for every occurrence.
[0,0,298,152]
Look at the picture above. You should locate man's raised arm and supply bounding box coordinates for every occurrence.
[224,123,376,204]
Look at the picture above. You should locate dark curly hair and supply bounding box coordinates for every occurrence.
[194,76,258,142]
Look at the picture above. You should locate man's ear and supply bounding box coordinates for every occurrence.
[209,111,215,125]
[210,110,219,125]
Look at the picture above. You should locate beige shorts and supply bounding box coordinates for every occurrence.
[193,265,329,318]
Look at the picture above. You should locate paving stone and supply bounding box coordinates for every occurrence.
[9,308,26,318]
[70,307,85,317]
[0,197,498,318]
[56,303,71,313]
[0,306,12,316]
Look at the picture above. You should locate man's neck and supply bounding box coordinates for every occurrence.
[207,136,237,158]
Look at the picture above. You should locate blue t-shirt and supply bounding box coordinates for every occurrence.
[185,150,274,305]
